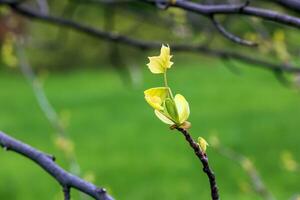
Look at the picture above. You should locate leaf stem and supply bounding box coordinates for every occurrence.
[164,71,168,87]
[164,71,174,99]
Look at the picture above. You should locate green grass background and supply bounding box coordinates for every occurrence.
[0,57,299,200]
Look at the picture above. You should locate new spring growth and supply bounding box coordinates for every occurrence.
[198,137,209,153]
[144,44,191,129]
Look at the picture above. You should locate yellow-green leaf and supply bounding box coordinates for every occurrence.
[154,110,174,125]
[198,137,209,153]
[174,94,190,124]
[147,44,173,74]
[144,87,169,111]
[164,98,179,123]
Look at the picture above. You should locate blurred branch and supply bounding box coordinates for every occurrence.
[0,1,299,76]
[221,58,242,75]
[159,0,300,28]
[176,127,219,200]
[276,0,300,13]
[0,2,297,74]
[273,69,292,87]
[36,0,49,15]
[5,0,300,39]
[55,2,79,45]
[75,0,134,5]
[16,41,65,136]
[15,39,83,182]
[212,138,275,200]
[0,0,17,4]
[0,131,114,200]
[289,194,300,200]
[211,15,257,46]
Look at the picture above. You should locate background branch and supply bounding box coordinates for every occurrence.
[0,1,298,75]
[170,0,300,28]
[211,15,257,46]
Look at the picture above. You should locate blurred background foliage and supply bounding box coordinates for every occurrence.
[0,0,300,200]
[1,0,300,72]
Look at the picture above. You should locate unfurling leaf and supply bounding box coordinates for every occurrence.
[147,44,173,74]
[198,137,209,153]
[144,44,191,129]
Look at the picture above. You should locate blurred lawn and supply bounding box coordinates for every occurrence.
[0,57,299,200]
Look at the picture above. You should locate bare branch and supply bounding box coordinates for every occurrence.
[211,15,257,46]
[169,0,300,28]
[175,128,219,200]
[0,1,299,75]
[0,2,296,74]
[0,0,17,4]
[0,131,114,200]
[276,0,300,13]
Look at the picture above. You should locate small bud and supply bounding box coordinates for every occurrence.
[198,137,209,153]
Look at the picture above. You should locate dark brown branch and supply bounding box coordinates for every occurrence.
[175,127,219,200]
[0,131,114,200]
[211,15,257,46]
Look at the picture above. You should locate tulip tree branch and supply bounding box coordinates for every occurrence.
[0,131,114,200]
[175,127,219,200]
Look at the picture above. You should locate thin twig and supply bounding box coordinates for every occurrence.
[176,127,219,200]
[15,39,82,174]
[0,131,114,200]
[211,15,257,46]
